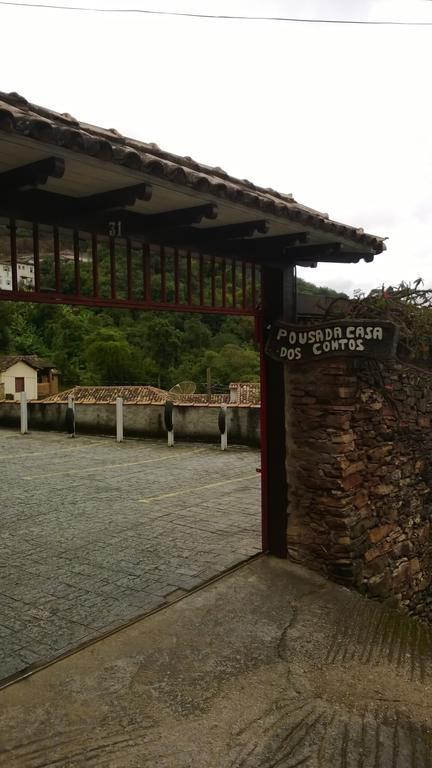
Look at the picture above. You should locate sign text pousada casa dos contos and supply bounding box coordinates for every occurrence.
[266,319,399,364]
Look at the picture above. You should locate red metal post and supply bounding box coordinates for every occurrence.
[143,243,151,302]
[242,261,247,310]
[221,257,226,308]
[257,308,269,552]
[186,251,192,305]
[92,233,99,297]
[259,265,295,558]
[53,226,61,292]
[126,239,132,301]
[9,218,18,292]
[109,237,116,300]
[160,245,166,303]
[73,230,80,295]
[251,263,256,310]
[199,254,204,306]
[174,248,180,304]
[33,223,40,293]
[211,255,216,307]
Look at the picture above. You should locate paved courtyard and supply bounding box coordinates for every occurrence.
[0,429,261,682]
[2,557,431,767]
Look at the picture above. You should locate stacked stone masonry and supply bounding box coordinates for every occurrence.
[285,359,432,619]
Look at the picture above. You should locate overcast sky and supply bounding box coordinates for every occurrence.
[1,0,431,295]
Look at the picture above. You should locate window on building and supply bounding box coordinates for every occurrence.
[15,377,25,393]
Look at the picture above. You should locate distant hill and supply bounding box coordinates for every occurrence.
[297,277,348,299]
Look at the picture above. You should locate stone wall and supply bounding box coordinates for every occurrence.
[285,359,432,617]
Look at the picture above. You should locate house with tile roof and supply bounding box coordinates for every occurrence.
[43,384,261,407]
[0,355,59,401]
[43,385,170,405]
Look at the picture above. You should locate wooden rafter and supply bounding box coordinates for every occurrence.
[297,253,375,264]
[284,242,342,259]
[0,184,152,216]
[135,203,218,228]
[95,204,219,238]
[0,157,65,193]
[173,219,270,243]
[217,232,310,256]
[284,243,374,263]
[78,183,152,211]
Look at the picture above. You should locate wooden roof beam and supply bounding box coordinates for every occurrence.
[287,243,375,263]
[0,184,153,218]
[141,203,218,228]
[304,253,374,264]
[13,183,152,213]
[0,156,65,193]
[78,183,152,211]
[93,203,219,238]
[213,231,310,256]
[171,219,270,244]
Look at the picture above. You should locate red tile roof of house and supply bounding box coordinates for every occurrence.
[43,385,170,405]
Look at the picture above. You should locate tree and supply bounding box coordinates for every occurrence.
[85,327,143,384]
[208,344,260,385]
[7,303,48,356]
[181,316,212,351]
[297,277,347,298]
[0,303,15,351]
[49,306,95,385]
[143,316,182,387]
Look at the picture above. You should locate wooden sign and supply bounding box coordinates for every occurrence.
[266,319,399,364]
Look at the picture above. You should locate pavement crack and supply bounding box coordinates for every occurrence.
[277,607,298,661]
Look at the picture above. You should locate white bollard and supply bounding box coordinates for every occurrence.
[164,401,174,447]
[20,391,28,435]
[116,397,124,443]
[66,394,76,437]
[220,404,228,451]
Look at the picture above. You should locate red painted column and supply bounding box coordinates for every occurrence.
[260,265,296,556]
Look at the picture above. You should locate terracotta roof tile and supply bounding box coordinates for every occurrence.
[43,385,170,404]
[0,91,385,254]
[41,386,260,406]
[0,354,55,372]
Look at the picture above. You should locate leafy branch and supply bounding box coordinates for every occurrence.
[325,279,432,366]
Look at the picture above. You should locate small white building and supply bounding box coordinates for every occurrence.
[0,261,34,291]
[229,382,261,405]
[0,356,59,401]
[0,357,37,400]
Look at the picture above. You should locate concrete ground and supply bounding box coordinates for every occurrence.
[1,556,431,767]
[0,429,261,682]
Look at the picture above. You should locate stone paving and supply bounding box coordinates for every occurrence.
[0,429,261,681]
[2,557,432,767]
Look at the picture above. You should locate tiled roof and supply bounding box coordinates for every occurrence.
[0,91,385,254]
[0,354,55,372]
[43,385,171,404]
[42,385,259,407]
